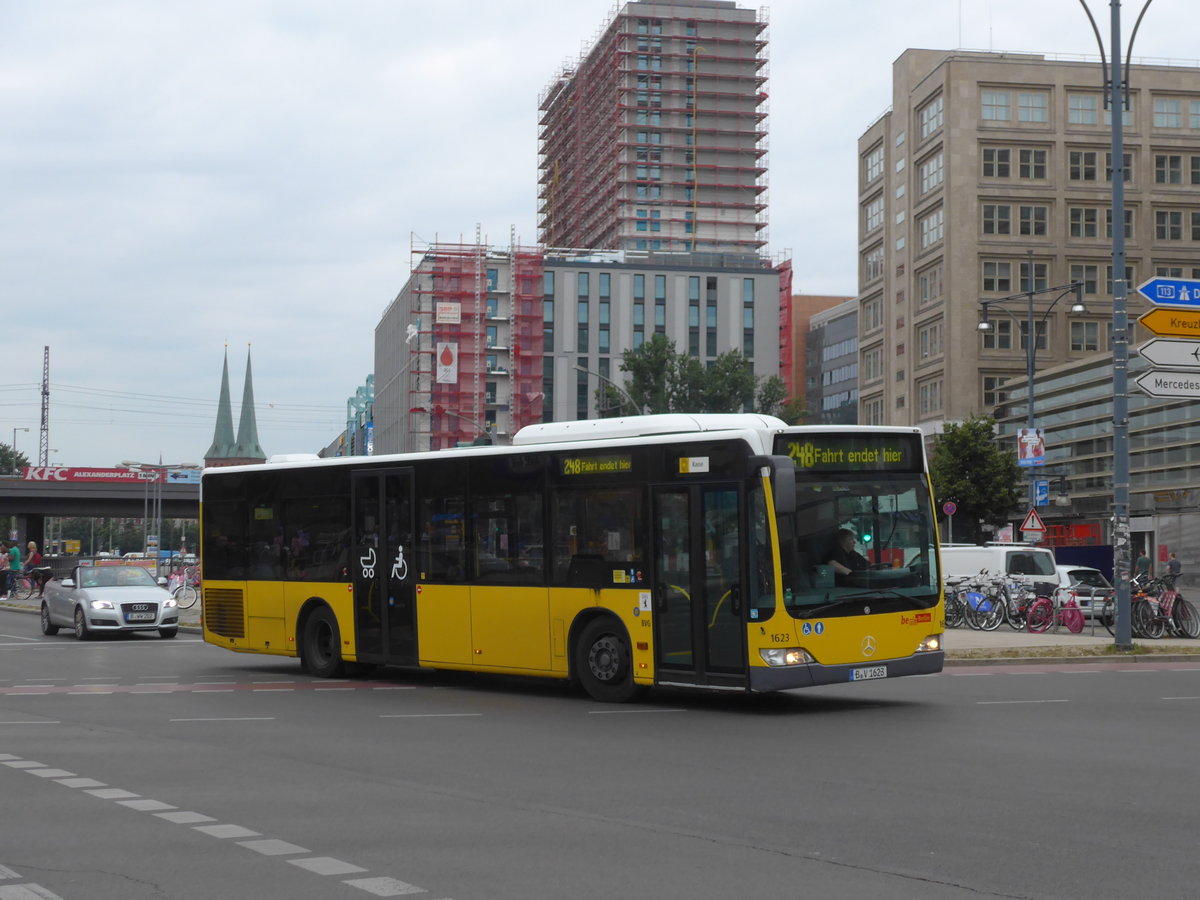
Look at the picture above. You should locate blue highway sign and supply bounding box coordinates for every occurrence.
[1137,277,1200,307]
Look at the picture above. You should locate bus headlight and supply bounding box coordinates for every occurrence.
[759,647,814,667]
[916,635,942,652]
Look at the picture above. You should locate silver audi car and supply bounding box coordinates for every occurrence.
[41,564,180,640]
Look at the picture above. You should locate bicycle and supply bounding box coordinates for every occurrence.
[1026,590,1085,634]
[168,564,201,610]
[9,567,53,601]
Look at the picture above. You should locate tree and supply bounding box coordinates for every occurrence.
[928,415,1022,544]
[598,336,802,417]
[0,442,30,476]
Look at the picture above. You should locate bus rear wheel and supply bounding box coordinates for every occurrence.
[301,606,345,678]
[575,618,643,703]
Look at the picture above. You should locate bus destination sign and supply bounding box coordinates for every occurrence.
[561,454,633,476]
[775,435,921,473]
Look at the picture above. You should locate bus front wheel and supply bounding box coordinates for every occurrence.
[575,618,643,703]
[301,606,345,678]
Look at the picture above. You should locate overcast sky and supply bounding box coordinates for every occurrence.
[1,0,1191,468]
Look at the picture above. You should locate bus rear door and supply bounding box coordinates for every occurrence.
[352,468,417,666]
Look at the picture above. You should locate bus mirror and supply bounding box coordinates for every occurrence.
[751,455,795,515]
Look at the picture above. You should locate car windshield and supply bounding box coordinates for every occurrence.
[1068,569,1111,589]
[79,567,157,589]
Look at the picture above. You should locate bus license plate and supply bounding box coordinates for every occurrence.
[125,612,155,622]
[850,665,887,682]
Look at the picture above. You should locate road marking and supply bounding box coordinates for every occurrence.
[343,876,429,896]
[117,799,176,811]
[194,824,261,839]
[0,721,59,726]
[238,839,310,856]
[26,769,74,778]
[1162,696,1200,700]
[5,752,449,898]
[252,688,295,692]
[288,857,368,876]
[155,811,216,824]
[169,717,276,722]
[85,788,140,800]
[977,699,1069,705]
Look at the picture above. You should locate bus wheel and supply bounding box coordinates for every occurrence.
[575,618,643,703]
[301,606,345,678]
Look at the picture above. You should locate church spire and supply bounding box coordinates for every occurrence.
[233,345,266,462]
[204,347,237,465]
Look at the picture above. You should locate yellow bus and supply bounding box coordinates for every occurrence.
[201,414,943,701]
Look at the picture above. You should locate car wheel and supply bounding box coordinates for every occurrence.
[574,617,644,703]
[159,627,178,639]
[40,601,59,636]
[73,606,91,641]
[301,606,345,678]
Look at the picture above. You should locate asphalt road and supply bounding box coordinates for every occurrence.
[2,606,1199,900]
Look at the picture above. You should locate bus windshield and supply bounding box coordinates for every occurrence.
[777,473,940,617]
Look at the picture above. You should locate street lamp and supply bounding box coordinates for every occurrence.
[976,269,1086,508]
[10,427,29,474]
[575,365,649,416]
[1076,0,1148,654]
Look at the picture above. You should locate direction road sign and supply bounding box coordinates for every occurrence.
[1137,308,1200,338]
[1134,370,1200,399]
[1136,338,1200,369]
[1136,276,1200,307]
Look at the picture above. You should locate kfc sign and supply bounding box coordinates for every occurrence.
[23,467,166,483]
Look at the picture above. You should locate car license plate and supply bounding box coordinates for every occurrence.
[850,665,887,682]
[125,612,155,622]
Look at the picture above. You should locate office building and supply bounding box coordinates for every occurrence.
[857,48,1200,431]
[374,241,790,453]
[806,298,859,425]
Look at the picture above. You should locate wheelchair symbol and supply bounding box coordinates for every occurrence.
[391,545,408,581]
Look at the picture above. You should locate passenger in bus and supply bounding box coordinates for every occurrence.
[825,528,869,577]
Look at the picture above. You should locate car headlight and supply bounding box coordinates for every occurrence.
[916,634,942,652]
[759,647,815,667]
[163,597,178,608]
[88,599,115,610]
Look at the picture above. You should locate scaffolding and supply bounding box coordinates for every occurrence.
[537,2,769,255]
[406,237,544,449]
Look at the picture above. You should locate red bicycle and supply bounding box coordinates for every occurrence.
[1026,592,1085,634]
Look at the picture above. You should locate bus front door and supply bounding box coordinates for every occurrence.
[352,468,417,666]
[652,484,747,689]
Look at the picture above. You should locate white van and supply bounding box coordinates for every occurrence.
[940,543,1057,587]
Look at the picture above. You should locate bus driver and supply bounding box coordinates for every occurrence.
[826,528,869,577]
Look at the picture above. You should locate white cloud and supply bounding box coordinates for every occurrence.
[0,0,1191,464]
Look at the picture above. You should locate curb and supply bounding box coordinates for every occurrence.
[945,652,1200,667]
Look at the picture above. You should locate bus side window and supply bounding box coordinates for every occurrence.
[418,496,465,582]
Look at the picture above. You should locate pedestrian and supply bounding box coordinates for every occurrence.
[0,543,6,599]
[6,540,21,599]
[23,541,45,596]
[1167,552,1182,587]
[1134,547,1152,581]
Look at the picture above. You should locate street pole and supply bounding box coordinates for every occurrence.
[1025,264,1037,510]
[1109,0,1133,650]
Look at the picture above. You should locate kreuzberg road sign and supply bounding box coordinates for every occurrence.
[1136,338,1200,369]
[1137,307,1200,338]
[1137,276,1200,308]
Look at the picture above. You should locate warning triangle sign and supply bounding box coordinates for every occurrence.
[1020,508,1046,533]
